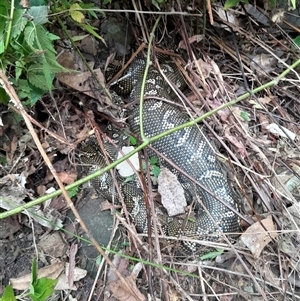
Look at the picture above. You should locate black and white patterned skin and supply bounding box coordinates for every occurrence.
[80,55,240,254]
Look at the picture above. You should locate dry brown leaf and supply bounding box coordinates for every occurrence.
[241,217,277,258]
[178,34,205,49]
[109,275,146,301]
[195,58,212,79]
[249,53,277,74]
[68,243,78,288]
[158,167,186,216]
[6,135,18,165]
[38,232,67,258]
[80,35,97,56]
[55,263,87,291]
[10,262,64,290]
[57,68,105,99]
[258,96,274,105]
[224,128,247,159]
[57,50,78,70]
[57,170,77,184]
[0,175,63,230]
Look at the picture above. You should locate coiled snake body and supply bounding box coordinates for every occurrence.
[80,54,239,253]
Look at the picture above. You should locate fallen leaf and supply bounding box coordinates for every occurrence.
[55,263,87,290]
[38,232,67,258]
[266,123,296,140]
[57,170,77,184]
[249,53,277,75]
[241,217,277,258]
[178,34,205,49]
[10,262,64,290]
[57,68,105,100]
[68,243,78,288]
[109,275,146,301]
[0,175,63,230]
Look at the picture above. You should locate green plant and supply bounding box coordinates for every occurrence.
[0,259,57,301]
[0,0,67,106]
[200,249,224,260]
[52,0,104,42]
[223,0,248,10]
[0,0,103,107]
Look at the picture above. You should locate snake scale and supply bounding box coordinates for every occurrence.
[79,53,240,254]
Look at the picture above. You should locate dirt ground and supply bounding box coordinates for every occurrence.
[1,1,300,300]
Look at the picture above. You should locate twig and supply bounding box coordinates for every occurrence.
[0,70,144,301]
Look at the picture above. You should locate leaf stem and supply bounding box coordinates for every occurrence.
[5,0,15,51]
[0,54,299,220]
[139,16,161,142]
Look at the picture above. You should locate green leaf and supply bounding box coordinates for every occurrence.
[290,0,296,9]
[0,154,7,166]
[200,249,224,260]
[24,24,36,48]
[12,78,32,97]
[28,85,46,106]
[149,156,158,165]
[103,0,112,4]
[43,59,53,91]
[224,0,241,9]
[33,25,57,54]
[29,258,38,296]
[68,186,78,198]
[71,34,90,42]
[27,63,53,91]
[152,0,161,10]
[0,285,16,301]
[29,277,58,301]
[80,23,105,43]
[70,3,85,23]
[152,165,160,178]
[0,4,8,54]
[0,39,4,55]
[81,3,101,18]
[15,59,25,81]
[240,111,249,121]
[28,5,48,25]
[0,87,9,104]
[11,9,28,39]
[96,255,102,265]
[124,175,135,183]
[294,35,300,47]
[130,136,137,146]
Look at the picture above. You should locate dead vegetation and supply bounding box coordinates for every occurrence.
[1,0,300,300]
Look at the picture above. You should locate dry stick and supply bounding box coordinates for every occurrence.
[7,103,69,145]
[150,27,268,299]
[206,0,214,25]
[218,19,300,235]
[106,42,146,87]
[2,57,299,222]
[0,70,144,301]
[134,15,171,301]
[85,119,148,280]
[124,7,158,293]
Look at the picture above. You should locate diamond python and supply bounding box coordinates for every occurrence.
[79,53,240,254]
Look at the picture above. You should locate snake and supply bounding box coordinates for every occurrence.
[79,52,240,254]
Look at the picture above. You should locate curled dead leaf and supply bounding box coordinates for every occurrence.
[241,217,277,258]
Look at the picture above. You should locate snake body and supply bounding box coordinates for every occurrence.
[80,54,239,253]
